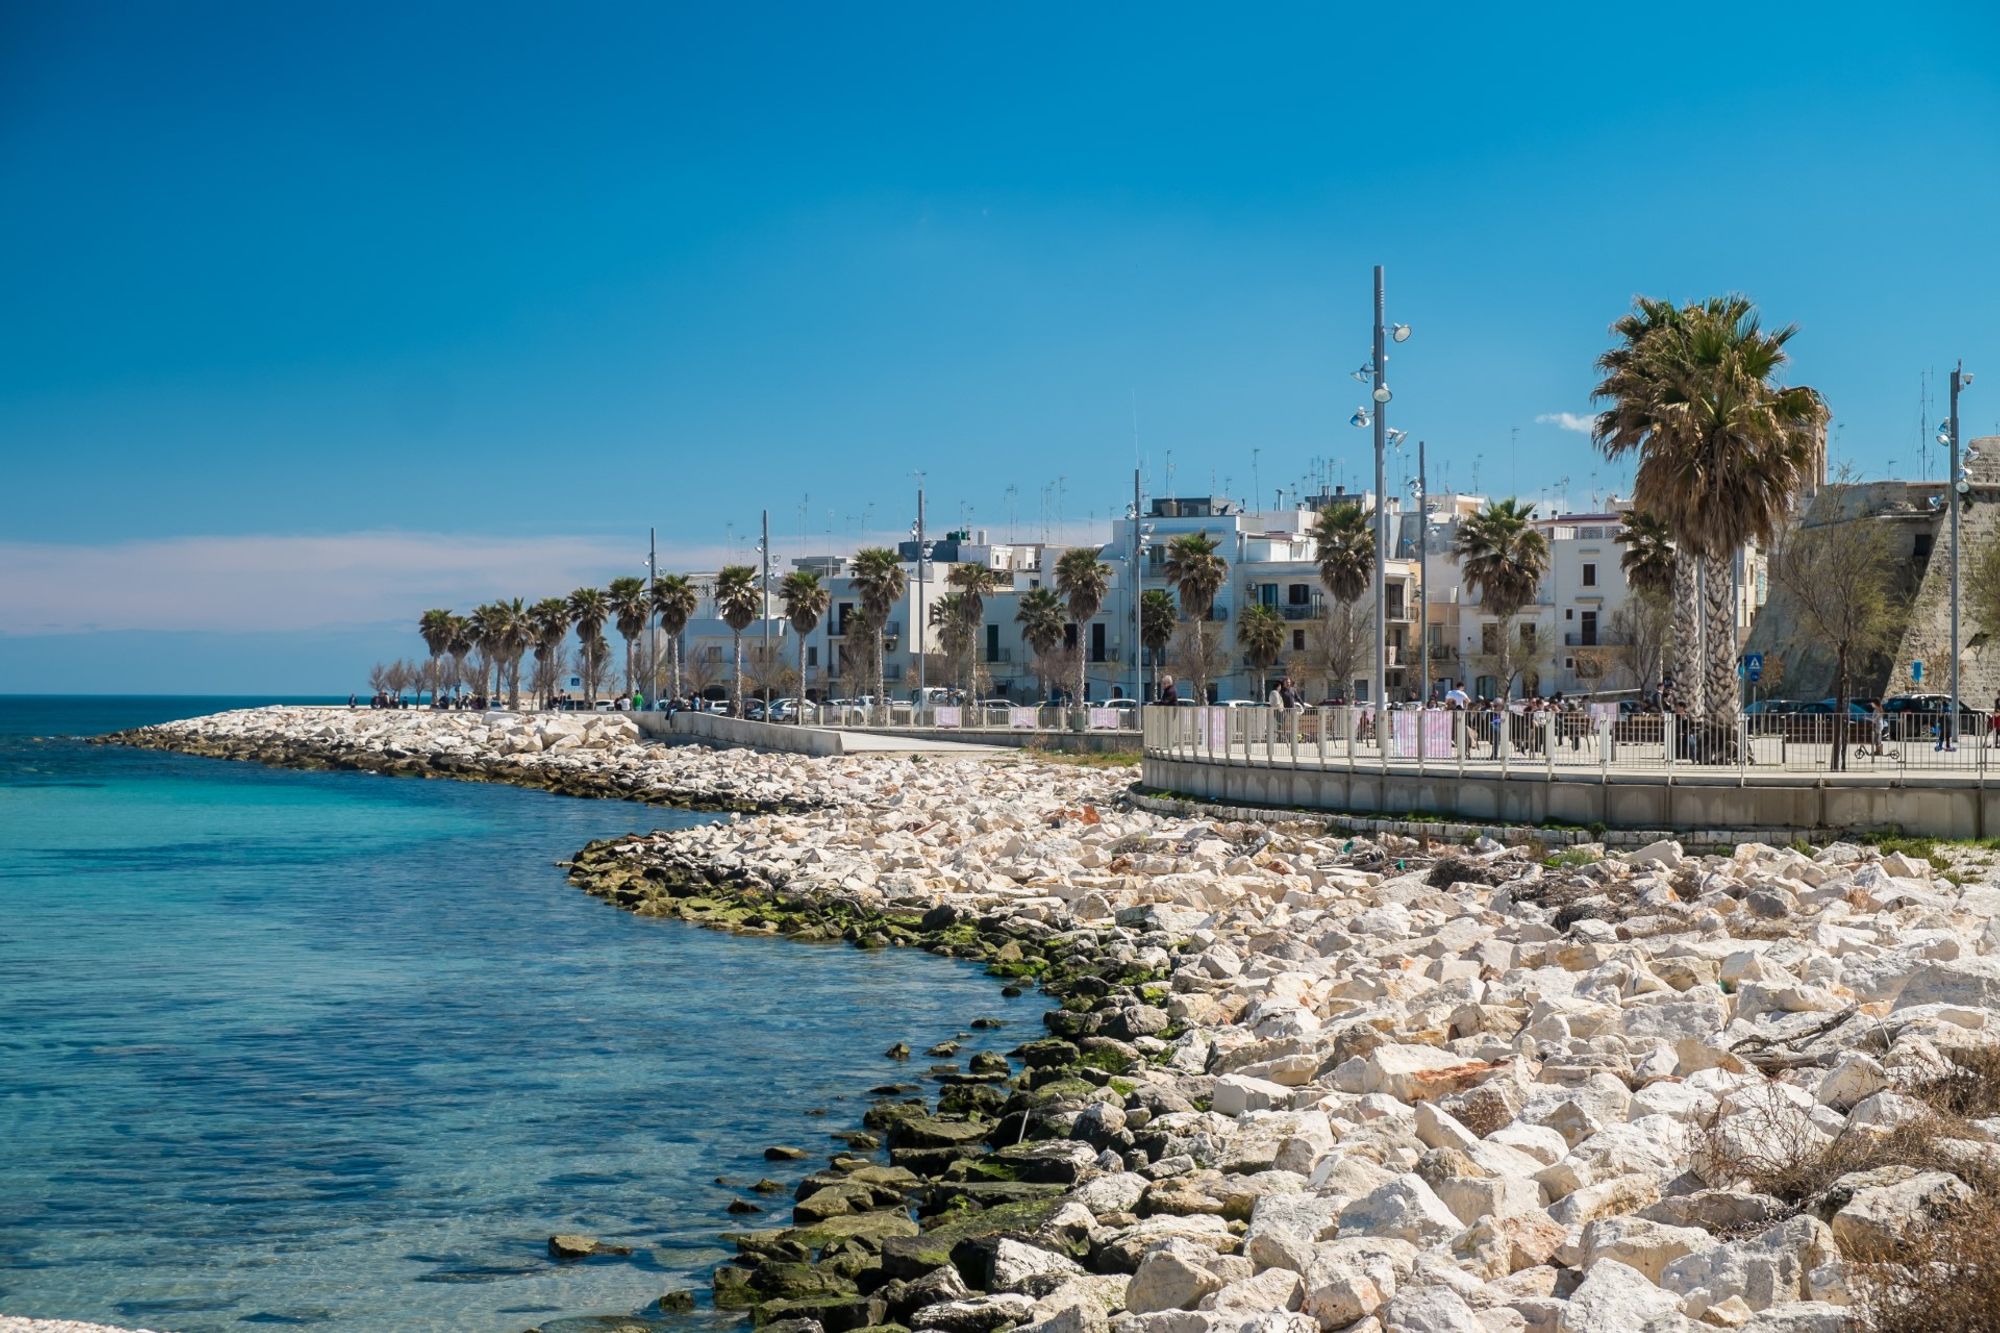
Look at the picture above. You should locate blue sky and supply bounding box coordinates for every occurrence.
[3,2,1997,691]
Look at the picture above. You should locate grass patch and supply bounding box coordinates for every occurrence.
[1545,847,1602,869]
[1022,750,1141,769]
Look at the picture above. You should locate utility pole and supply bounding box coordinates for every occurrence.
[1951,362,1966,746]
[648,526,658,704]
[916,483,927,706]
[1132,467,1143,704]
[1372,265,1388,709]
[1417,441,1429,704]
[760,509,771,710]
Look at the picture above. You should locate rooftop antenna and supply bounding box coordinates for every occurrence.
[1165,450,1175,498]
[1252,448,1261,511]
[1005,484,1018,542]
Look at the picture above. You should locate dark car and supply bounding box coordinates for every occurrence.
[1881,694,1984,740]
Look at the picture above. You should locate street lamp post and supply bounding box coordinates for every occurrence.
[1350,266,1409,709]
[914,483,927,710]
[1948,363,1974,745]
[1130,468,1144,705]
[1417,441,1429,704]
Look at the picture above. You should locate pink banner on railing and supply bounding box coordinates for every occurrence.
[1008,707,1039,729]
[1087,708,1119,730]
[934,705,962,728]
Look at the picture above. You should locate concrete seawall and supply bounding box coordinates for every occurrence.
[1143,753,2000,840]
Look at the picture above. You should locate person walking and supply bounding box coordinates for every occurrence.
[1158,675,1179,706]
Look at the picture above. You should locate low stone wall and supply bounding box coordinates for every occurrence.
[843,725,1139,754]
[636,710,849,756]
[1143,754,2000,841]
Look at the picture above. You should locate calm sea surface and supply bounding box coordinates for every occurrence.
[0,697,1038,1332]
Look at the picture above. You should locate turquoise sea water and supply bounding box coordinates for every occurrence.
[0,698,1038,1332]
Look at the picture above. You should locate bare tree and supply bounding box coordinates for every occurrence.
[1034,643,1082,702]
[1165,622,1230,702]
[1304,601,1373,700]
[1767,504,1898,770]
[745,640,799,703]
[679,648,723,700]
[1611,587,1673,695]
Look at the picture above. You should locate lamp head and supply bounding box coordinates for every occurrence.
[1391,323,1411,343]
[1373,386,1392,404]
[1350,408,1371,428]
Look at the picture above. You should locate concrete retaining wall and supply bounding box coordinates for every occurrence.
[846,726,1138,754]
[636,711,848,757]
[1142,755,2000,841]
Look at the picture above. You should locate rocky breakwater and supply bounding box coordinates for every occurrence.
[106,706,819,811]
[571,757,2000,1333]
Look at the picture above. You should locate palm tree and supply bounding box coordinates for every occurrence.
[1616,510,1678,597]
[1054,546,1111,711]
[946,563,1005,703]
[1239,602,1287,697]
[779,569,830,721]
[1140,588,1176,700]
[1163,532,1228,704]
[1594,295,1826,731]
[1594,299,1703,711]
[1314,502,1374,605]
[1015,587,1065,699]
[849,548,907,718]
[651,574,697,702]
[713,565,762,715]
[528,597,572,701]
[607,576,650,698]
[467,602,507,699]
[934,592,975,702]
[419,609,456,703]
[1313,501,1375,700]
[567,587,611,704]
[1452,498,1551,700]
[445,614,473,696]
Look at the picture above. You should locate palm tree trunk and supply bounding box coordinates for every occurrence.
[1193,619,1207,705]
[733,633,744,717]
[1701,549,1739,741]
[1672,553,1704,716]
[797,635,807,725]
[623,638,634,697]
[1077,643,1088,727]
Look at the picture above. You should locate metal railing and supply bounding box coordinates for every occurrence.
[813,701,1143,733]
[1142,705,1999,776]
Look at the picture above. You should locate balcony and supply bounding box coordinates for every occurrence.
[984,648,1013,663]
[832,619,901,639]
[1427,643,1457,661]
[1279,604,1321,621]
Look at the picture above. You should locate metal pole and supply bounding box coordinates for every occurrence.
[1418,439,1429,705]
[916,485,927,708]
[1372,265,1388,710]
[648,526,658,706]
[1133,467,1144,704]
[1951,362,1963,747]
[761,509,771,711]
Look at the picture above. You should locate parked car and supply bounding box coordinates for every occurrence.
[1881,693,1983,739]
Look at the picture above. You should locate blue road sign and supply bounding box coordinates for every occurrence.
[1743,652,1763,683]
[1913,660,1924,684]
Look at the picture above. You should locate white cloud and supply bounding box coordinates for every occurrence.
[1535,411,1596,435]
[0,518,1141,638]
[0,531,649,636]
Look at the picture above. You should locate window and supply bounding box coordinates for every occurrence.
[1063,622,1079,650]
[1582,562,1597,587]
[1257,583,1279,607]
[1292,629,1306,651]
[807,646,818,667]
[1580,611,1597,646]
[836,602,854,635]
[984,623,1000,662]
[1481,624,1498,654]
[1287,583,1312,606]
[1520,623,1537,650]
[1090,622,1107,662]
[1386,588,1405,620]
[1579,526,1605,539]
